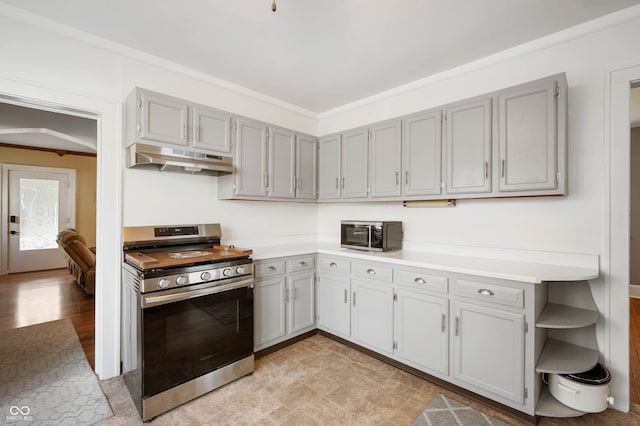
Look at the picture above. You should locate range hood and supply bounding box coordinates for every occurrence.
[127,143,233,176]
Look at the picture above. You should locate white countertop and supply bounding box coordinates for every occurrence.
[250,242,599,284]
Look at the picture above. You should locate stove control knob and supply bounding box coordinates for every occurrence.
[200,271,211,281]
[236,266,245,274]
[176,276,187,285]
[223,268,233,277]
[158,278,170,289]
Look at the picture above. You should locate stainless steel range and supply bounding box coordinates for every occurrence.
[120,224,254,422]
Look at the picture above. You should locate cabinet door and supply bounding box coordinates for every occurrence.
[287,271,315,334]
[254,277,287,347]
[498,79,558,192]
[192,106,231,153]
[268,127,296,199]
[445,98,492,194]
[139,90,189,146]
[317,273,350,338]
[395,290,449,375]
[370,121,402,198]
[351,279,394,355]
[296,135,317,200]
[403,110,442,196]
[453,301,524,403]
[341,128,369,199]
[235,119,267,197]
[318,135,341,200]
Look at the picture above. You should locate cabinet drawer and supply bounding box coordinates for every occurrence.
[255,260,285,278]
[286,255,315,273]
[352,262,393,282]
[395,269,448,294]
[455,279,524,309]
[318,256,350,274]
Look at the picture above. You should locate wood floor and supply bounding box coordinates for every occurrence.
[631,297,640,405]
[0,268,95,369]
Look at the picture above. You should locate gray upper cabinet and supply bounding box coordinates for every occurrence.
[370,120,402,198]
[341,128,369,199]
[234,118,268,197]
[296,135,318,200]
[192,106,232,154]
[268,127,296,199]
[402,109,442,197]
[445,97,492,195]
[127,88,232,155]
[497,77,562,193]
[318,134,341,200]
[138,90,189,146]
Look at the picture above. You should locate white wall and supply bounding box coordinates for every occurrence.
[630,127,640,285]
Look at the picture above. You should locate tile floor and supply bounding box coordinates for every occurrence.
[97,335,640,425]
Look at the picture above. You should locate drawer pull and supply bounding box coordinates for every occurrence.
[478,288,494,296]
[267,266,277,272]
[414,277,426,284]
[299,261,307,267]
[329,262,338,268]
[366,268,376,275]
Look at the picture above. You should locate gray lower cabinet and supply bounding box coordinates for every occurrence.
[453,301,525,404]
[402,109,442,197]
[317,272,351,338]
[351,279,395,355]
[445,97,492,195]
[369,120,402,198]
[254,255,316,351]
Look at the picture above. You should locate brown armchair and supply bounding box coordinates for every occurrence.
[57,228,96,295]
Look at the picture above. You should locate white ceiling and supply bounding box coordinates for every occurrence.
[2,0,640,113]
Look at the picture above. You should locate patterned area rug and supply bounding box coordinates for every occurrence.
[413,394,510,426]
[0,319,113,425]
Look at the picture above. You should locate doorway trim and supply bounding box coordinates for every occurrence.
[0,78,123,380]
[1,164,77,273]
[606,63,640,412]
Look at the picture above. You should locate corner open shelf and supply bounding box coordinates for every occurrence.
[534,281,600,418]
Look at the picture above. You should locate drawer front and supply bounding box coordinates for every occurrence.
[286,255,315,273]
[352,262,393,282]
[455,279,524,308]
[255,260,285,278]
[318,256,350,274]
[395,269,448,294]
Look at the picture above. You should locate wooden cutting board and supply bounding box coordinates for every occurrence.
[125,246,252,270]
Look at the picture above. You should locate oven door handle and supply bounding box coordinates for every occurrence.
[141,277,254,308]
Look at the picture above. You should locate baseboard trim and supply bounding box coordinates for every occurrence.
[254,330,318,359]
[630,284,640,299]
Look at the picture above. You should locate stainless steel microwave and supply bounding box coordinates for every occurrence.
[341,221,403,252]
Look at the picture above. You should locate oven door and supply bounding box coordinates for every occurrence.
[140,278,253,398]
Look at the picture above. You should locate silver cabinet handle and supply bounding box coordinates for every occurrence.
[264,173,268,190]
[329,262,338,268]
[441,314,446,332]
[335,177,339,189]
[299,261,307,267]
[344,289,348,303]
[267,266,277,272]
[298,177,302,189]
[353,292,356,306]
[395,171,399,186]
[405,170,409,185]
[485,161,488,179]
[501,159,505,178]
[478,288,494,296]
[455,317,460,336]
[183,123,187,140]
[414,277,426,284]
[366,268,376,275]
[137,123,142,134]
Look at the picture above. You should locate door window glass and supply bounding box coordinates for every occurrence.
[19,178,60,251]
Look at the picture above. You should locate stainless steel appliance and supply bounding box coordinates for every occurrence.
[121,224,254,421]
[341,220,403,252]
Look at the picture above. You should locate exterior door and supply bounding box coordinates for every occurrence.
[7,166,75,273]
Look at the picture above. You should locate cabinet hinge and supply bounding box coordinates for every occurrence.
[393,341,397,350]
[557,173,561,184]
[524,321,528,334]
[393,293,397,302]
[137,98,142,109]
[524,387,528,399]
[316,314,320,321]
[441,181,446,191]
[233,121,237,131]
[555,85,560,98]
[441,113,447,124]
